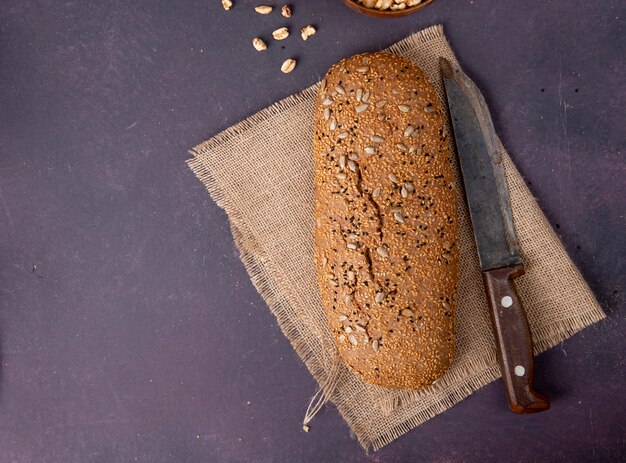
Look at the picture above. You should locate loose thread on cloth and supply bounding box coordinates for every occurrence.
[302,354,343,430]
[187,24,605,451]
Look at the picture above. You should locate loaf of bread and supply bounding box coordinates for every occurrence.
[313,52,459,389]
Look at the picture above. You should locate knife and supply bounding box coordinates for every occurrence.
[440,58,550,414]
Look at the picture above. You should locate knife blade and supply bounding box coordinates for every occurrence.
[440,57,550,414]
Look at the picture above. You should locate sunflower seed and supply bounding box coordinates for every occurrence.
[364,146,377,154]
[398,104,411,113]
[252,37,267,51]
[339,155,346,170]
[372,339,380,351]
[331,91,338,98]
[344,326,353,334]
[329,117,337,131]
[442,301,451,310]
[348,160,357,172]
[362,91,370,103]
[404,182,415,192]
[409,144,419,153]
[344,294,352,305]
[335,85,345,95]
[401,186,408,198]
[336,172,346,180]
[255,5,273,14]
[404,125,415,137]
[375,291,386,303]
[321,256,328,266]
[356,66,369,73]
[348,153,359,161]
[338,334,346,343]
[349,334,358,346]
[397,143,407,151]
[376,246,389,258]
[348,233,358,240]
[221,0,233,10]
[356,104,369,113]
[281,58,296,73]
[372,187,381,198]
[322,98,333,106]
[371,135,385,143]
[402,309,415,317]
[272,27,289,40]
[424,106,435,113]
[339,315,348,321]
[376,99,387,108]
[281,4,292,17]
[347,270,355,281]
[301,25,316,41]
[393,212,405,223]
[355,324,366,333]
[338,131,349,139]
[356,88,363,102]
[323,108,331,120]
[388,173,398,183]
[347,243,357,250]
[377,114,387,121]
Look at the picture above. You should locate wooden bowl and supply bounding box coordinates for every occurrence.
[340,0,435,18]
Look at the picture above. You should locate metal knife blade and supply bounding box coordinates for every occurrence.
[440,57,550,414]
[439,58,521,272]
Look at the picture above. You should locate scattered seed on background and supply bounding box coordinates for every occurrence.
[255,5,272,14]
[280,58,296,73]
[252,37,267,51]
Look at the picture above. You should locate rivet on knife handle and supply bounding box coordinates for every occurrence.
[482,265,550,413]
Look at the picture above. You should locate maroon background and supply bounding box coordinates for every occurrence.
[0,1,624,462]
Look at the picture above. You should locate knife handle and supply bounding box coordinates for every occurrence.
[482,265,550,414]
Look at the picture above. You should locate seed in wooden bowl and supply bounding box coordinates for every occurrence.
[354,0,423,10]
[221,0,233,10]
[281,4,292,17]
[255,5,272,14]
[281,58,296,73]
[301,25,316,41]
[273,27,289,40]
[252,37,267,51]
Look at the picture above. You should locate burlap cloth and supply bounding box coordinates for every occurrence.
[187,25,605,451]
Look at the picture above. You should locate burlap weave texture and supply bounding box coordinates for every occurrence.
[187,25,605,451]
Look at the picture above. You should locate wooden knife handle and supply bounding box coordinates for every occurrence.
[482,265,550,414]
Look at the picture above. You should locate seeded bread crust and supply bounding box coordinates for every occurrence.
[313,52,459,389]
